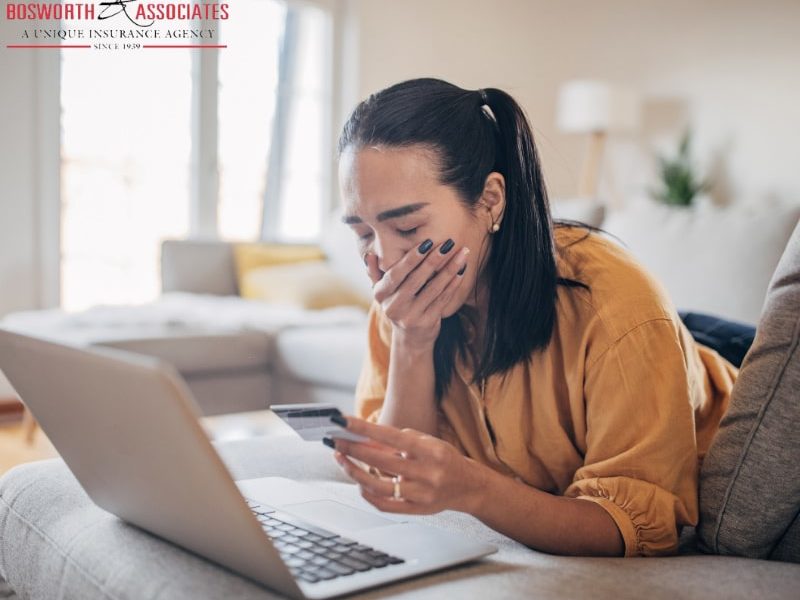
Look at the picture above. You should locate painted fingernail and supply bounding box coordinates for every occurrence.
[418,239,433,254]
[457,264,467,276]
[439,239,454,254]
[330,414,348,427]
[322,436,336,449]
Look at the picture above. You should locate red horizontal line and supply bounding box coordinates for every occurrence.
[142,44,227,49]
[7,44,90,48]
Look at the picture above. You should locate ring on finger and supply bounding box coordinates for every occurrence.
[392,474,403,500]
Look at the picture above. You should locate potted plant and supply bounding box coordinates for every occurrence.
[649,129,711,206]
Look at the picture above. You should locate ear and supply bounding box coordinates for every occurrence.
[478,172,506,226]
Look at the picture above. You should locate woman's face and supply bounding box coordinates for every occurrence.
[338,145,504,317]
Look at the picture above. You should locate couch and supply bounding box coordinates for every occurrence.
[0,237,372,416]
[1,435,798,600]
[1,202,800,598]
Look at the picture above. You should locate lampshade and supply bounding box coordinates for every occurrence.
[556,80,641,133]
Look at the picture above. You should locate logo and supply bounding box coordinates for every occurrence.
[5,1,230,50]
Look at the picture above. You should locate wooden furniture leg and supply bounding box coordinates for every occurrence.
[22,405,38,445]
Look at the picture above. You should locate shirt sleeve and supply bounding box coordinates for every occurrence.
[354,300,391,423]
[563,318,702,557]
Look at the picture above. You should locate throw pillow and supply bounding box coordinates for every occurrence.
[240,260,371,311]
[602,199,800,324]
[232,243,326,283]
[697,221,800,562]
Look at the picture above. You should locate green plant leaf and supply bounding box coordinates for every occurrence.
[651,128,708,206]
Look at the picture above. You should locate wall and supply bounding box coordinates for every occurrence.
[349,0,800,207]
[1,0,798,317]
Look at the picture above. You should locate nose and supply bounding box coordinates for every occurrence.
[372,234,403,273]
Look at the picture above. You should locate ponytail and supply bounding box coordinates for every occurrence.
[473,88,558,384]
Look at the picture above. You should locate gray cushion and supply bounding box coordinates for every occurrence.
[698,221,800,560]
[772,509,800,563]
[161,239,238,296]
[2,436,799,599]
[273,324,366,390]
[97,331,272,375]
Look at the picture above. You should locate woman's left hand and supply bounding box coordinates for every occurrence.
[329,415,487,515]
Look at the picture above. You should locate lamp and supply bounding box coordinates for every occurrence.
[556,80,641,198]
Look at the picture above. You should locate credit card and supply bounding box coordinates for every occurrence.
[269,403,369,443]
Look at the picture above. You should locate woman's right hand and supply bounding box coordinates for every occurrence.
[364,239,470,349]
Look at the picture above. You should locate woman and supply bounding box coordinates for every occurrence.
[326,78,736,557]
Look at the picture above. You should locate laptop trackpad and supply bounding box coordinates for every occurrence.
[283,499,398,533]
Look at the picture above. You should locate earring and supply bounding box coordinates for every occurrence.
[484,205,500,233]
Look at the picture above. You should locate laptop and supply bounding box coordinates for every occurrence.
[0,329,496,599]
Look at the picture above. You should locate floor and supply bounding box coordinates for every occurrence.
[0,409,288,477]
[0,420,58,476]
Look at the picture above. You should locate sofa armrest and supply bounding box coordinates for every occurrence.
[160,239,238,296]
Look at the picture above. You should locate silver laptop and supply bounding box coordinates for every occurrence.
[0,329,496,599]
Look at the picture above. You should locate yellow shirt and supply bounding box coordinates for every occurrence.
[355,226,737,557]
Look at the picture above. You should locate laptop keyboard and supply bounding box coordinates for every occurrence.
[246,499,405,584]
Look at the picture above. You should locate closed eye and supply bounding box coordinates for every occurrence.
[356,227,418,241]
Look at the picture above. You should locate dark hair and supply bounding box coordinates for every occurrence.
[338,78,589,401]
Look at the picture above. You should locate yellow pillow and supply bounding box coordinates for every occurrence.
[232,243,326,283]
[239,260,371,310]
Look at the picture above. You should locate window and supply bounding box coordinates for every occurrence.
[217,0,286,242]
[269,3,332,242]
[60,45,192,312]
[60,0,334,311]
[218,0,332,242]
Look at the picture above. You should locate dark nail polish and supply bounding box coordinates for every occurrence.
[439,239,454,254]
[330,414,348,427]
[322,436,336,449]
[457,264,467,276]
[418,239,433,254]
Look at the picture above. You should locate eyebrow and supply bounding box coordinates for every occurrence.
[342,202,430,224]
